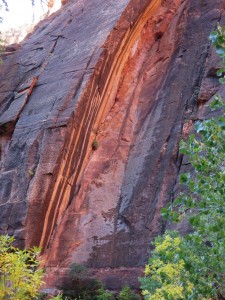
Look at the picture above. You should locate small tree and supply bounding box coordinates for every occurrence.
[118,285,140,300]
[0,235,44,300]
[140,26,225,300]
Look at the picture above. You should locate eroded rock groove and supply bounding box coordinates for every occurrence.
[0,0,225,289]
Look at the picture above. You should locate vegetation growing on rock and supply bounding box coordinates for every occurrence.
[92,139,99,151]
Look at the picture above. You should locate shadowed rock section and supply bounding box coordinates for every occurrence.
[0,0,225,289]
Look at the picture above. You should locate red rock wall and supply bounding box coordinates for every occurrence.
[0,0,225,289]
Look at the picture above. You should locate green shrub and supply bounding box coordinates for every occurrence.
[0,235,44,300]
[139,232,194,300]
[92,139,99,150]
[78,281,104,300]
[64,264,109,299]
[94,287,114,300]
[50,294,63,300]
[118,286,140,300]
[70,263,88,281]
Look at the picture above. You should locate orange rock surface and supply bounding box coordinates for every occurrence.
[0,0,224,289]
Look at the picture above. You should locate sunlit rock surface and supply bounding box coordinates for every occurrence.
[0,0,224,289]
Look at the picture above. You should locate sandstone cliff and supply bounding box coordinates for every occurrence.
[0,0,224,289]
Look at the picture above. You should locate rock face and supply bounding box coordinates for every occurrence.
[0,0,225,289]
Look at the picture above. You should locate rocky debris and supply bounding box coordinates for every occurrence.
[4,43,21,53]
[0,0,225,289]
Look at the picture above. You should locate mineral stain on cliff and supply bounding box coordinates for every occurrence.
[0,0,225,289]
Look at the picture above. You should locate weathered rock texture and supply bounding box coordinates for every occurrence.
[0,0,225,289]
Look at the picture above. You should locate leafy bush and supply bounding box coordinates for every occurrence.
[118,286,140,300]
[139,232,195,299]
[94,287,114,300]
[210,24,225,84]
[140,26,225,300]
[64,264,108,299]
[70,263,88,281]
[92,139,99,150]
[0,235,44,300]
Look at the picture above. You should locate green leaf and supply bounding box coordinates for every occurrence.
[161,208,169,220]
[180,173,190,184]
[209,31,218,43]
[219,77,225,84]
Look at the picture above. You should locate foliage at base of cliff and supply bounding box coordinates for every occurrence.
[0,235,44,300]
[140,25,225,300]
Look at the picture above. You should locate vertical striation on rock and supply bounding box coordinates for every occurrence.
[0,0,225,289]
